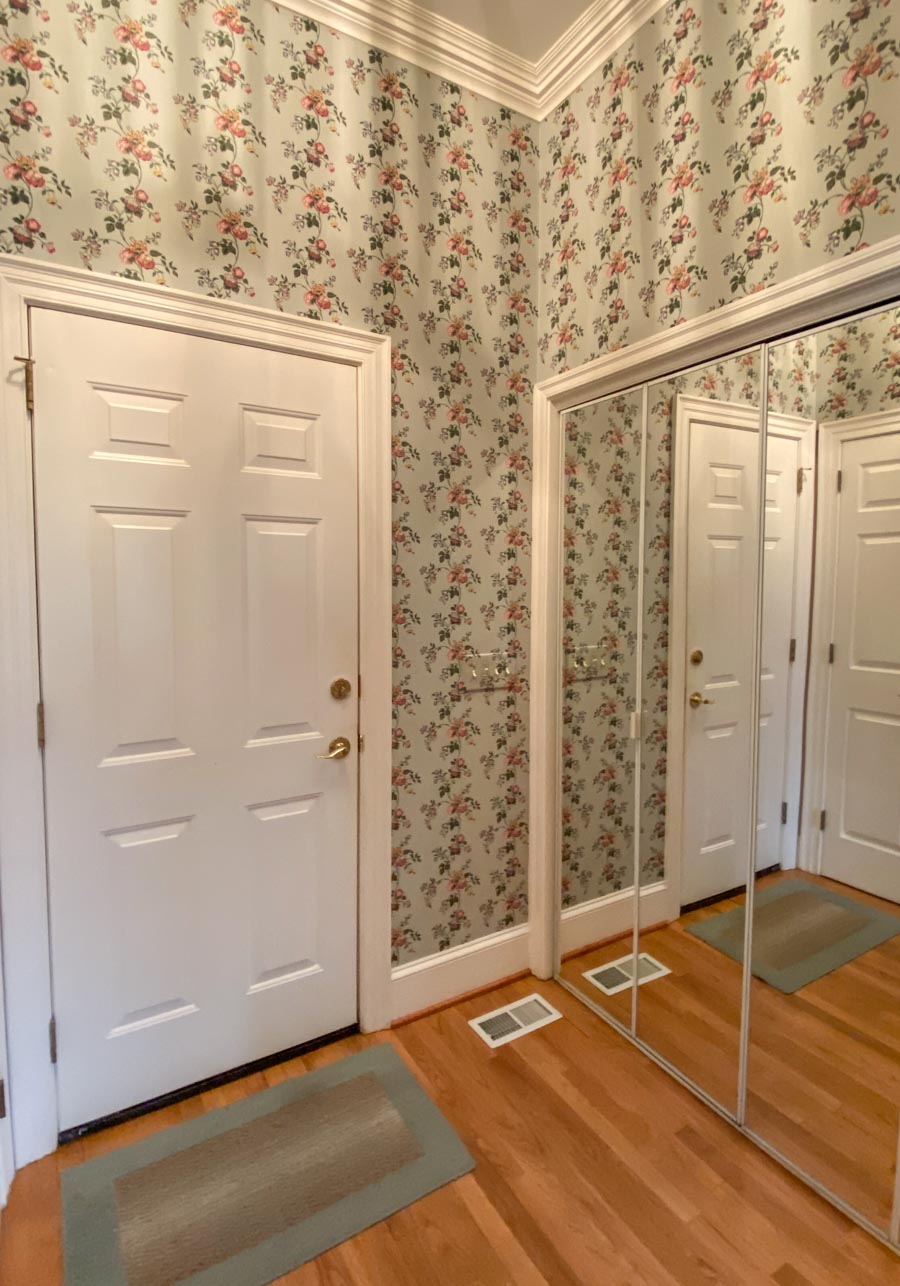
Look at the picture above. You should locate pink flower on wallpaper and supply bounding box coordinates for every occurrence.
[216,211,248,241]
[668,162,695,194]
[839,174,880,214]
[666,265,692,295]
[214,5,246,35]
[746,50,779,90]
[744,167,775,203]
[116,130,152,162]
[119,240,155,270]
[1,37,41,70]
[378,72,404,100]
[303,283,332,311]
[301,90,329,118]
[3,154,44,187]
[671,58,696,92]
[843,44,883,86]
[214,108,246,138]
[113,20,151,52]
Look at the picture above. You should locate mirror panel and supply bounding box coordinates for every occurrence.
[747,310,900,1231]
[635,349,763,1116]
[556,389,644,1028]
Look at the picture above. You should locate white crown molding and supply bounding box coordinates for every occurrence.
[534,0,667,118]
[271,0,668,120]
[275,0,536,117]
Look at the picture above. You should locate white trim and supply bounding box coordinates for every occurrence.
[766,410,816,870]
[533,0,666,118]
[800,409,900,874]
[271,0,667,120]
[529,233,900,983]
[389,924,530,1022]
[559,881,670,957]
[0,256,393,1173]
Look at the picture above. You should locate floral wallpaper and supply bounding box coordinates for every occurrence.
[539,0,900,378]
[815,303,900,418]
[3,0,900,955]
[0,0,539,965]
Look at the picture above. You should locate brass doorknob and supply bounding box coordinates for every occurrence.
[317,736,351,760]
[689,692,714,708]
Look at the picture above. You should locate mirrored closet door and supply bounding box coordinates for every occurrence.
[636,350,763,1117]
[548,297,900,1252]
[556,388,644,1030]
[746,307,900,1237]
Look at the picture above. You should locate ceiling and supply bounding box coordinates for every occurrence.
[413,0,594,63]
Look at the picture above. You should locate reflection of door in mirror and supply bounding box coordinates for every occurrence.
[556,389,643,1030]
[635,350,762,1117]
[744,308,900,1237]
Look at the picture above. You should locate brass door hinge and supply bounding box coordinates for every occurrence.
[820,810,827,831]
[828,643,835,664]
[14,355,35,413]
[49,1015,57,1065]
[358,733,365,753]
[789,638,796,662]
[37,700,45,749]
[836,469,843,493]
[0,1078,6,1121]
[781,801,788,825]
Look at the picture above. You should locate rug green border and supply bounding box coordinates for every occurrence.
[686,878,900,994]
[62,1043,474,1286]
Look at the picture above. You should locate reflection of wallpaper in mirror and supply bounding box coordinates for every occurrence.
[768,306,900,421]
[640,353,760,890]
[561,393,641,907]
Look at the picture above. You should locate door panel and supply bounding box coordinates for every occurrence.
[680,402,760,907]
[32,309,359,1129]
[822,426,900,901]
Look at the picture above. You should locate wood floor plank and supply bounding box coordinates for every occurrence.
[1,975,898,1285]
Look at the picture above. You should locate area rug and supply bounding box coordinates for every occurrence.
[686,878,900,994]
[62,1043,474,1286]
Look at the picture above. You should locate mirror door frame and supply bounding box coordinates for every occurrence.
[528,234,900,1252]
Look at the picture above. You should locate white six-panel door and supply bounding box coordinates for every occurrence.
[31,309,359,1129]
[674,399,812,907]
[675,398,762,907]
[818,415,900,904]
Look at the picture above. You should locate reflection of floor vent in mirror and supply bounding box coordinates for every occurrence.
[468,992,563,1048]
[583,953,671,997]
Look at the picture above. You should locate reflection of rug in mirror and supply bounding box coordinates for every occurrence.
[687,878,900,994]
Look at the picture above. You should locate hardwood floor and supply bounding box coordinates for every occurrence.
[561,871,900,1233]
[1,976,898,1284]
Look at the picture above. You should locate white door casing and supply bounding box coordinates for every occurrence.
[808,413,900,903]
[33,309,361,1129]
[0,258,391,1168]
[757,413,815,870]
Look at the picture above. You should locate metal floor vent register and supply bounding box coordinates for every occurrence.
[468,993,563,1048]
[583,952,671,997]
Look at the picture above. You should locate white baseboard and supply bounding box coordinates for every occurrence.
[560,881,672,957]
[389,923,530,1022]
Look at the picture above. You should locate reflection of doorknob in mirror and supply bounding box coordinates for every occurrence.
[317,736,352,760]
[689,692,714,708]
[690,649,704,665]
